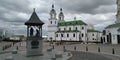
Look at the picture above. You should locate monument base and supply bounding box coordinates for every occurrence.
[26,37,43,56]
[26,50,43,57]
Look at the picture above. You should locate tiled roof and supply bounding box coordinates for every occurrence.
[106,23,120,29]
[25,10,44,26]
[87,29,101,33]
[56,30,80,33]
[58,20,87,26]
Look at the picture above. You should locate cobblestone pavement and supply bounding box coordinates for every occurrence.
[0,41,51,52]
[1,41,120,60]
[53,43,120,56]
[0,41,13,52]
[68,51,120,60]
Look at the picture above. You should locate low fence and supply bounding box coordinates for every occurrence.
[52,44,120,56]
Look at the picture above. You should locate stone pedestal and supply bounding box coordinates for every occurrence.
[26,37,43,56]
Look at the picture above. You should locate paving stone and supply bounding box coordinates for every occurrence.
[68,51,112,60]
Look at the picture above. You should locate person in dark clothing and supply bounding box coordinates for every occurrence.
[35,29,39,37]
[30,27,34,36]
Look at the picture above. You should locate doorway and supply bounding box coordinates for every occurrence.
[117,35,120,43]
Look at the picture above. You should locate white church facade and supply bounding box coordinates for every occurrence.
[102,0,120,44]
[47,4,102,42]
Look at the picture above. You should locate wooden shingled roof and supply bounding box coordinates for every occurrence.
[25,9,44,26]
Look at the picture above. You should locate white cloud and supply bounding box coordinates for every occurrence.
[0,0,117,35]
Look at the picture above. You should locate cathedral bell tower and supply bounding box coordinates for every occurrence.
[48,4,58,41]
[50,4,57,20]
[25,8,44,56]
[58,8,64,22]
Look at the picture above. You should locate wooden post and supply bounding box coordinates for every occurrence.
[52,45,54,49]
[98,47,100,52]
[86,46,88,51]
[112,48,115,54]
[63,46,65,52]
[74,46,76,51]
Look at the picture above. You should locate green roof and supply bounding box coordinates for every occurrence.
[87,29,101,33]
[106,23,120,29]
[58,20,87,26]
[56,30,80,33]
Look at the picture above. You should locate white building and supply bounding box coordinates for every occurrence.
[87,29,102,42]
[56,20,87,42]
[102,0,120,44]
[87,24,94,30]
[102,24,120,44]
[48,4,102,42]
[10,35,25,41]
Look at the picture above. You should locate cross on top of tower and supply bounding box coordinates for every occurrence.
[52,4,54,8]
[33,8,35,12]
[25,9,44,26]
[60,8,62,11]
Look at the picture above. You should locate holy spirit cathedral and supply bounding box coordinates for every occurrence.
[48,0,120,44]
[47,4,102,43]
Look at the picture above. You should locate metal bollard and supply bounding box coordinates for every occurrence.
[86,46,88,51]
[74,46,76,51]
[112,48,115,54]
[98,47,100,53]
[16,46,18,50]
[52,45,54,49]
[63,46,65,52]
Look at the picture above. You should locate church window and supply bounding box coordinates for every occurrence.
[56,34,58,37]
[92,34,94,36]
[73,33,75,37]
[64,28,66,30]
[55,21,56,24]
[50,21,52,24]
[103,30,106,35]
[59,28,61,31]
[93,38,94,40]
[50,37,52,40]
[61,34,63,37]
[69,27,71,30]
[67,34,69,37]
[82,27,84,30]
[59,17,62,20]
[76,27,77,30]
[82,33,84,37]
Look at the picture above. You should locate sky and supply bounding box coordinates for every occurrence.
[0,0,117,36]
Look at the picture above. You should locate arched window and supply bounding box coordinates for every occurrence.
[82,33,84,37]
[67,34,69,37]
[82,27,84,30]
[59,28,61,31]
[73,33,75,37]
[76,27,77,30]
[55,21,56,24]
[56,34,58,37]
[103,30,106,35]
[64,28,66,30]
[69,27,71,30]
[50,21,52,24]
[61,34,63,37]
